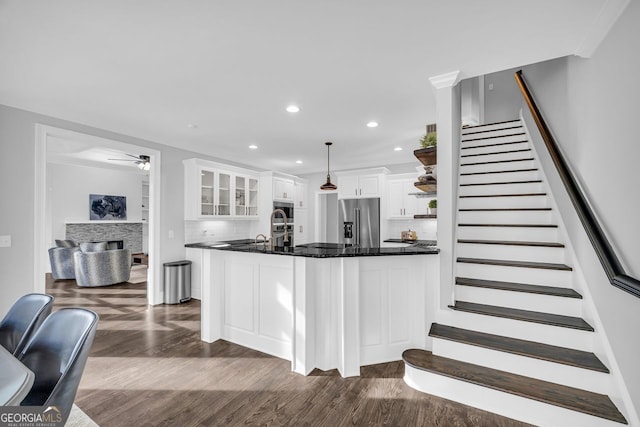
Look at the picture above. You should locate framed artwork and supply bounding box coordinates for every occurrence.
[89,194,127,220]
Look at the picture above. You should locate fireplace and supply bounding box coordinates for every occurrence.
[66,222,143,253]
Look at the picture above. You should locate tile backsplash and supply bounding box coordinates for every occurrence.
[185,220,253,244]
[385,219,436,241]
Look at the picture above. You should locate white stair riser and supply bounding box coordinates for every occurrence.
[461,125,523,139]
[459,169,540,185]
[457,226,558,241]
[456,263,572,287]
[462,121,522,134]
[439,309,592,350]
[456,242,565,264]
[461,141,530,156]
[461,134,527,146]
[404,366,621,427]
[458,195,549,209]
[460,150,534,165]
[460,159,536,175]
[458,210,553,224]
[455,285,581,317]
[459,182,543,196]
[431,339,611,394]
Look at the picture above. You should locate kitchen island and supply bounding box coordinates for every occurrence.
[185,241,439,377]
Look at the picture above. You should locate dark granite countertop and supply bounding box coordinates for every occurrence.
[185,240,438,258]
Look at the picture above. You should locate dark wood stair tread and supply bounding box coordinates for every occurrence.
[460,192,546,198]
[457,257,572,271]
[461,148,531,158]
[457,239,564,248]
[459,207,551,211]
[461,157,534,166]
[402,349,625,423]
[462,140,529,150]
[429,323,607,372]
[458,223,557,228]
[462,132,526,142]
[461,168,538,176]
[460,180,542,187]
[461,125,523,136]
[456,276,580,298]
[449,301,593,331]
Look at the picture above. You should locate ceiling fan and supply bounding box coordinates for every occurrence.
[107,154,151,170]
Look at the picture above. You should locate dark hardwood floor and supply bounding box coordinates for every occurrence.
[46,276,532,427]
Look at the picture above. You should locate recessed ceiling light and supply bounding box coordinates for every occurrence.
[286,105,300,113]
[394,147,403,151]
[249,144,258,149]
[366,121,379,128]
[296,160,303,164]
[187,123,198,129]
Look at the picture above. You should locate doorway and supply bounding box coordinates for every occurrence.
[34,125,162,305]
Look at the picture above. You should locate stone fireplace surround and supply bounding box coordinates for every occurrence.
[65,222,143,253]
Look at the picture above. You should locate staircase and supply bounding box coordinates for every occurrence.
[402,119,629,426]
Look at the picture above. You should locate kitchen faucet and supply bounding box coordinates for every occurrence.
[255,233,268,246]
[270,208,289,250]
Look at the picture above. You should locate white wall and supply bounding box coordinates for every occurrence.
[484,66,522,123]
[48,162,144,244]
[518,0,640,414]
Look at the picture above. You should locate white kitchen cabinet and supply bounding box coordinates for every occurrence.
[359,257,424,365]
[273,177,294,201]
[338,173,384,199]
[295,209,308,245]
[184,159,259,220]
[234,175,259,217]
[221,253,294,360]
[387,178,426,219]
[294,180,308,209]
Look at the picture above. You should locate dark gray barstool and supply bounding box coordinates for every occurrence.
[0,293,54,356]
[19,308,99,424]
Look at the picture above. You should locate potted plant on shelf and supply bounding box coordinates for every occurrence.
[414,130,437,166]
[428,199,437,215]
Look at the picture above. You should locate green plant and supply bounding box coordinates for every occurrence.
[420,131,437,148]
[428,199,437,209]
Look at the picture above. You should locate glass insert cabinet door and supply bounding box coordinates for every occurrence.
[217,172,231,216]
[248,178,258,216]
[200,170,215,216]
[235,176,246,215]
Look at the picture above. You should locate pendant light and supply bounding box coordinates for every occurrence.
[320,141,337,190]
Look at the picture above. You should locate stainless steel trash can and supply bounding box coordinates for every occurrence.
[163,260,192,304]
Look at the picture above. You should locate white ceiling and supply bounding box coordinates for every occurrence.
[0,0,612,174]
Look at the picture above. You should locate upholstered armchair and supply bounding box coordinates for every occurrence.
[74,247,132,287]
[48,241,80,280]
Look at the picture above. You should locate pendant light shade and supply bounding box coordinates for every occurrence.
[320,142,337,190]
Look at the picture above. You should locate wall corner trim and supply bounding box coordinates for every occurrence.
[575,0,630,58]
[429,71,461,89]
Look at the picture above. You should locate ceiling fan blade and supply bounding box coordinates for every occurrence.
[107,158,139,162]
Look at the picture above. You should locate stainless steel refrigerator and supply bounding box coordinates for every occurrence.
[338,198,380,248]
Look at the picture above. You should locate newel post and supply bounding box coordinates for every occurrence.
[429,71,461,309]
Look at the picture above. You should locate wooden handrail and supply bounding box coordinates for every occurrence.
[515,70,640,298]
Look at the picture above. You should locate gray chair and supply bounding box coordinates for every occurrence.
[19,308,99,424]
[74,248,132,287]
[0,293,54,356]
[49,246,81,280]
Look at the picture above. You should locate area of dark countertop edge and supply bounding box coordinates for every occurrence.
[185,240,438,258]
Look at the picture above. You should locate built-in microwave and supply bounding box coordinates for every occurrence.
[273,201,294,223]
